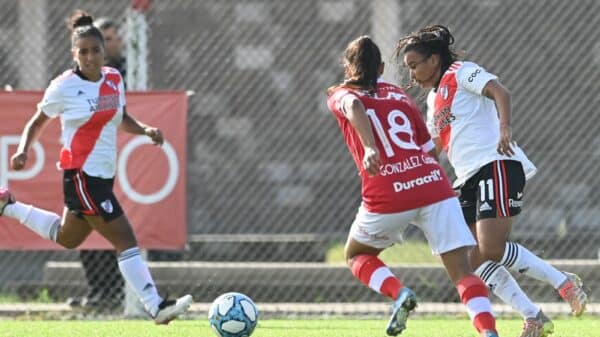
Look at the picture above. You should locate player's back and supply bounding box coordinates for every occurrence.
[328,81,455,213]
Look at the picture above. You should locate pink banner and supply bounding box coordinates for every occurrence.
[0,91,187,250]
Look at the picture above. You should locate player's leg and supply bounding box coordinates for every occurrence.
[0,187,62,242]
[0,186,93,248]
[477,160,586,316]
[419,197,497,337]
[345,206,417,336]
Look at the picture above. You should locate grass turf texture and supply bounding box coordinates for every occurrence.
[326,240,441,265]
[1,318,597,337]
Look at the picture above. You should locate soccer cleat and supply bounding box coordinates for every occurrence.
[0,187,15,216]
[481,331,499,337]
[153,294,193,325]
[538,310,554,336]
[558,272,587,317]
[386,287,417,336]
[519,317,543,337]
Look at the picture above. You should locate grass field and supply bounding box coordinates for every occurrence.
[1,318,598,337]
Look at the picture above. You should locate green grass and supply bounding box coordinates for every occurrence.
[0,318,598,337]
[326,240,441,265]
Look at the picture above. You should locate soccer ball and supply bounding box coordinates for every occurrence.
[208,292,258,337]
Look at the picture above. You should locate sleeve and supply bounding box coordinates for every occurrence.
[327,89,358,119]
[425,90,438,138]
[456,62,498,95]
[37,81,63,118]
[118,73,126,107]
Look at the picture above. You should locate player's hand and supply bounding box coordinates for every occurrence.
[11,152,28,170]
[144,127,164,146]
[497,125,515,157]
[362,147,381,177]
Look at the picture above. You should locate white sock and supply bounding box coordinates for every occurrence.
[501,242,567,289]
[3,202,61,241]
[118,247,162,316]
[475,261,540,319]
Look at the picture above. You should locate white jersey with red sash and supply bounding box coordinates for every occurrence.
[426,61,536,187]
[328,80,455,214]
[38,67,126,178]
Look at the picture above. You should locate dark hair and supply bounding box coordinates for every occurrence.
[327,36,382,95]
[69,12,104,48]
[94,17,118,31]
[393,24,458,76]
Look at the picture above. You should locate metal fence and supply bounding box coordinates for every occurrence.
[0,0,598,314]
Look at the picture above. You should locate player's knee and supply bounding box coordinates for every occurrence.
[478,243,504,262]
[58,238,82,249]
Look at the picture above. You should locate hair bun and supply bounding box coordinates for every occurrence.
[72,14,94,29]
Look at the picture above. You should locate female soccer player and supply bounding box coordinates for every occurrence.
[0,14,191,323]
[394,24,587,337]
[327,36,499,337]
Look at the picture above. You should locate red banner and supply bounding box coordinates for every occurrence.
[0,91,187,250]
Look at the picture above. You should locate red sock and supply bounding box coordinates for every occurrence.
[350,254,402,300]
[456,275,496,334]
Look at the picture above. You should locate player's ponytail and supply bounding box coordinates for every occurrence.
[394,24,459,76]
[343,36,381,94]
[68,10,104,48]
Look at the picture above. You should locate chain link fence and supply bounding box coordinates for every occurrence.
[0,0,598,315]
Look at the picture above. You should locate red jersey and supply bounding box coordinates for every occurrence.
[327,80,455,213]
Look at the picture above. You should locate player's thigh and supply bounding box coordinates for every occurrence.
[344,236,384,264]
[416,197,476,256]
[348,205,415,252]
[439,246,473,284]
[56,207,93,249]
[476,217,512,261]
[85,214,137,254]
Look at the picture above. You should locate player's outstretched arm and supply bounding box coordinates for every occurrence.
[11,110,51,170]
[120,107,164,146]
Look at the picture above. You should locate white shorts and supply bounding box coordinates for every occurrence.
[349,197,476,255]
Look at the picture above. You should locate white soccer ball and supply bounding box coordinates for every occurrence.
[208,292,259,337]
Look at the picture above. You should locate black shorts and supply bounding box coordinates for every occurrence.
[457,160,525,225]
[63,169,124,222]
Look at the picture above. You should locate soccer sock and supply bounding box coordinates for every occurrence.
[500,242,567,289]
[117,247,162,317]
[475,261,540,319]
[350,254,402,300]
[456,274,496,334]
[3,202,61,241]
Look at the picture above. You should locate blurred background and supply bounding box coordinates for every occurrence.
[0,0,598,317]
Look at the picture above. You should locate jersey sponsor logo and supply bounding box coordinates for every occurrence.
[87,94,120,113]
[479,201,492,212]
[467,68,482,82]
[393,169,442,192]
[508,199,523,208]
[516,192,523,199]
[101,199,114,214]
[433,106,456,132]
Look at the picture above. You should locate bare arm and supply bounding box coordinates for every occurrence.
[482,79,515,156]
[120,106,164,146]
[343,95,381,176]
[11,110,52,170]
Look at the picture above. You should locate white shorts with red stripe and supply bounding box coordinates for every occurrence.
[349,197,476,255]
